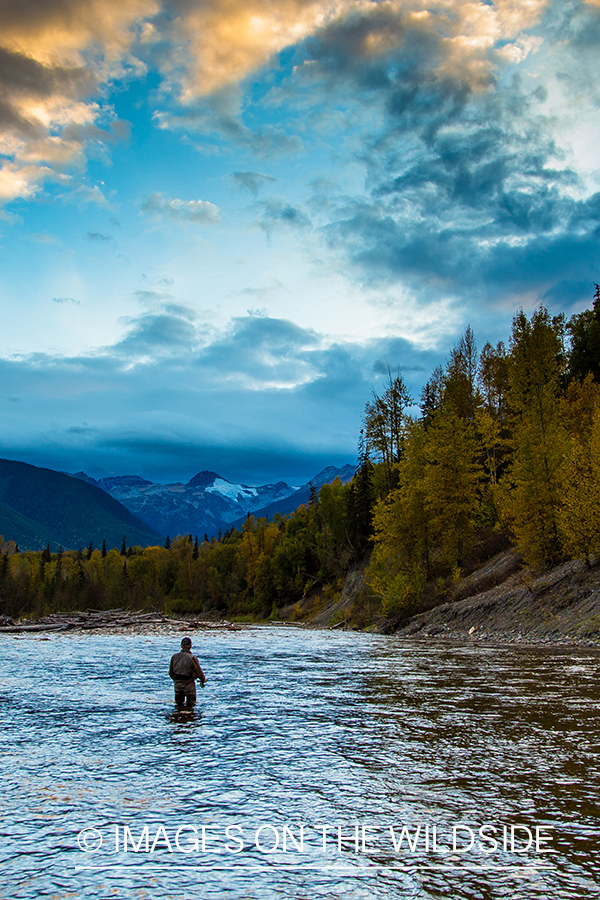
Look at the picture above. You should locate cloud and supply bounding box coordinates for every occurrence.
[230,170,277,194]
[0,307,444,482]
[114,304,200,355]
[53,296,81,305]
[87,230,112,241]
[141,191,221,224]
[0,0,155,202]
[161,0,350,99]
[22,231,59,243]
[0,0,569,201]
[272,1,600,313]
[257,197,311,235]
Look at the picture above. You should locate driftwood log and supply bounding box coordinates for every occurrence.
[0,610,238,633]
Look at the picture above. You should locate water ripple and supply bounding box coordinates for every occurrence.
[1,628,599,898]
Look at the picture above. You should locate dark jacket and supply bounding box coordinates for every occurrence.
[169,649,206,685]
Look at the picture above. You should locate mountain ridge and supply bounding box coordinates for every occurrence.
[0,458,164,551]
[70,464,356,539]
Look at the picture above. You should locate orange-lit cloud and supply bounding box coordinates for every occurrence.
[0,0,565,204]
[165,0,550,97]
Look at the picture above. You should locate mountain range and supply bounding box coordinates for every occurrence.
[0,457,355,552]
[71,464,356,540]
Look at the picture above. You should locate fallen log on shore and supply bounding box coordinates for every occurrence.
[0,610,239,633]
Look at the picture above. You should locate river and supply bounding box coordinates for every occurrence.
[1,627,599,899]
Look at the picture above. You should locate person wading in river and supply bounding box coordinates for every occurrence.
[169,637,206,708]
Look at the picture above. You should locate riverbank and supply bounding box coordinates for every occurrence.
[393,553,600,647]
[0,609,239,634]
[279,549,600,648]
[4,550,600,647]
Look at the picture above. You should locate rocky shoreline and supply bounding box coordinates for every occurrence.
[0,610,240,635]
[391,553,600,648]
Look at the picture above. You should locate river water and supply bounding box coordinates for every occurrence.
[1,627,599,899]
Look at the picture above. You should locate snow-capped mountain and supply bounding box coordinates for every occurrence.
[70,466,356,539]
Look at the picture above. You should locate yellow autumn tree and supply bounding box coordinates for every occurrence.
[558,376,600,559]
[500,308,568,567]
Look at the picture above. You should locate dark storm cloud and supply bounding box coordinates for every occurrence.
[0,313,439,483]
[113,304,201,355]
[0,45,93,136]
[197,315,320,385]
[93,434,353,486]
[229,170,277,194]
[286,1,600,312]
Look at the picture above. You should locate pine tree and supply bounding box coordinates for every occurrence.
[121,536,127,556]
[444,325,479,421]
[422,404,482,570]
[363,366,413,484]
[347,459,374,559]
[567,284,600,383]
[101,539,107,558]
[420,365,444,428]
[165,535,171,549]
[367,419,431,609]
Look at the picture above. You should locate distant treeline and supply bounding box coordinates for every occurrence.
[1,291,599,622]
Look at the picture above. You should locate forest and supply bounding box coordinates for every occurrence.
[1,290,600,625]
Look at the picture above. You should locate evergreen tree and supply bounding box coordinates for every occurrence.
[567,284,600,383]
[367,419,431,610]
[101,539,107,558]
[346,459,374,559]
[420,365,444,428]
[444,325,479,421]
[422,404,482,569]
[363,366,413,487]
[121,536,127,556]
[165,535,171,550]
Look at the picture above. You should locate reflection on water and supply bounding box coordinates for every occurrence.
[1,628,599,899]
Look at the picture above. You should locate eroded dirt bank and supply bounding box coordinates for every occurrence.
[379,552,600,646]
[289,550,600,646]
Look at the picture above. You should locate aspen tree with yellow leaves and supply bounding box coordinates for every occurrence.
[500,308,568,567]
[558,376,600,560]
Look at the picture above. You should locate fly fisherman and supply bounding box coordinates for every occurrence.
[169,637,206,708]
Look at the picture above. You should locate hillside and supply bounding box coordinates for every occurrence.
[287,550,600,647]
[394,553,600,645]
[0,458,163,551]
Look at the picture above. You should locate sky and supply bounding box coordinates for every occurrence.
[0,0,599,486]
